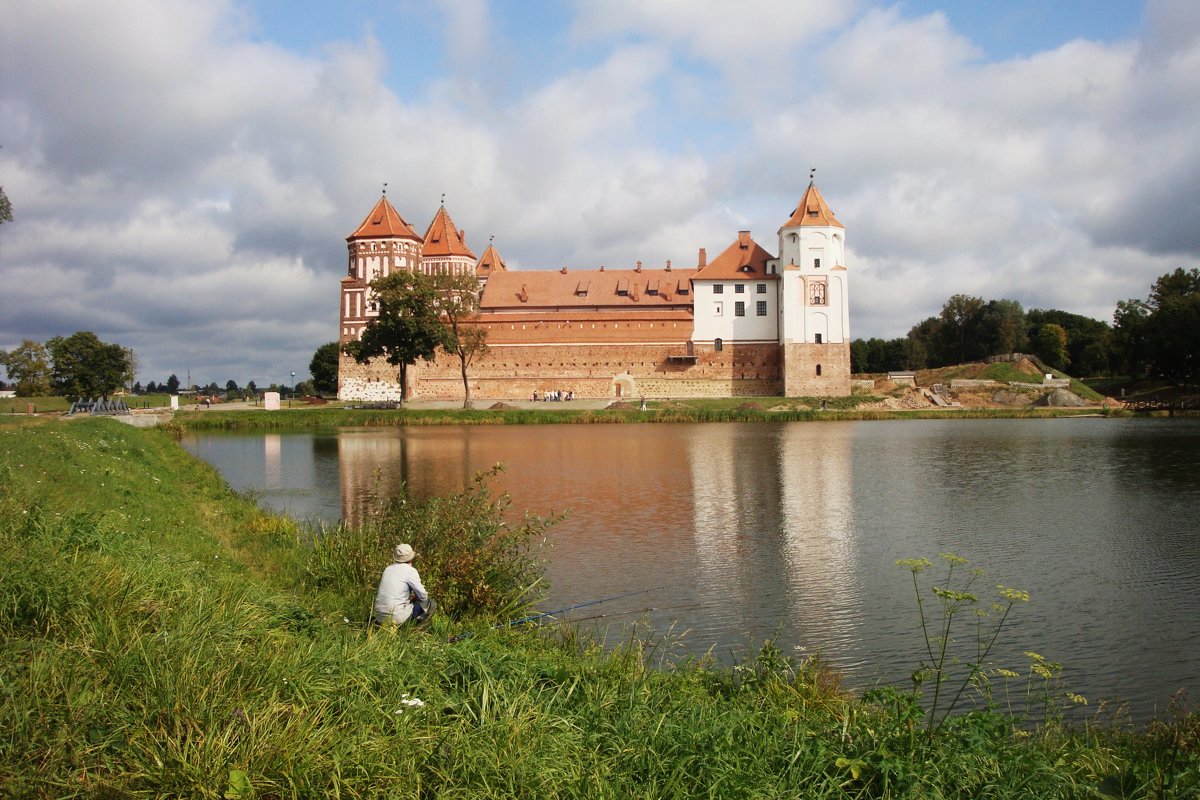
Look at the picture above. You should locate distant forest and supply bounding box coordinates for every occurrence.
[852,267,1200,381]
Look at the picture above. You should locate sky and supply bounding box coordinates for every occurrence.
[2,0,1198,388]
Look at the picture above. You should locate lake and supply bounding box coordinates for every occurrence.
[183,417,1200,721]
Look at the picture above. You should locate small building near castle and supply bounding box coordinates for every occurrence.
[338,181,851,401]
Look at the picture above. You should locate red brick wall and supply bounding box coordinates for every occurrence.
[339,341,785,401]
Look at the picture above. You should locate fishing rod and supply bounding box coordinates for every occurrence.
[448,586,665,642]
[502,586,666,628]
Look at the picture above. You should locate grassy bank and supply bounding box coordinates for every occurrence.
[174,401,1115,431]
[2,418,1196,797]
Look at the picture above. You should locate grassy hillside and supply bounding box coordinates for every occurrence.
[2,418,1195,797]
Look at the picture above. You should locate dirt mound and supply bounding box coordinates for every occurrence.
[607,401,637,410]
[489,402,517,410]
[1013,357,1042,376]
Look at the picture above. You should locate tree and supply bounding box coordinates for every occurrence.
[431,271,489,408]
[1149,267,1200,309]
[343,271,447,406]
[1031,323,1070,371]
[0,340,53,396]
[46,332,130,399]
[246,380,258,396]
[225,379,239,393]
[0,185,12,226]
[979,299,1028,356]
[146,380,159,393]
[1027,308,1113,377]
[166,374,181,394]
[905,316,941,370]
[1113,268,1200,382]
[1144,268,1200,384]
[309,341,341,396]
[938,294,987,366]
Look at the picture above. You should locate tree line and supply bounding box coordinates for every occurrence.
[0,332,320,400]
[852,267,1200,382]
[1,332,131,399]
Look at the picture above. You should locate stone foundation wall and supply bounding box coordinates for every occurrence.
[339,341,788,401]
[782,342,852,397]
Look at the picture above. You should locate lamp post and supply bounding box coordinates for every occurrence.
[290,371,296,405]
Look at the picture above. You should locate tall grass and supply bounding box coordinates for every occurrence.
[174,403,1111,431]
[2,419,1197,797]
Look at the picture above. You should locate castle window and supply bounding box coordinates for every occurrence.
[757,284,766,294]
[816,364,822,376]
[714,338,723,352]
[575,281,590,297]
[756,301,767,316]
[713,302,723,316]
[735,284,745,293]
[616,279,630,296]
[814,258,821,268]
[735,301,745,317]
[815,333,823,343]
[713,284,724,294]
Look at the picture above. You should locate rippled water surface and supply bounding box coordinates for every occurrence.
[184,417,1200,720]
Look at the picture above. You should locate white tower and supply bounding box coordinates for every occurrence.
[772,180,851,396]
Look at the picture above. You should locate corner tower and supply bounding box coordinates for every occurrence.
[339,194,423,346]
[420,204,476,277]
[773,181,851,396]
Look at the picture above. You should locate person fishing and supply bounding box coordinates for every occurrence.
[371,543,436,626]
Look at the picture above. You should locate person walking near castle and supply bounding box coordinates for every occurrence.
[372,543,435,625]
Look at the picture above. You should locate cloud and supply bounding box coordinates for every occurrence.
[2,0,1199,387]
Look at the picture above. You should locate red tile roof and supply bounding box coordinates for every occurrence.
[480,266,699,311]
[781,181,844,230]
[347,196,421,241]
[422,205,476,258]
[693,231,777,280]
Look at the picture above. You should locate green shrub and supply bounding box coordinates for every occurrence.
[305,466,555,621]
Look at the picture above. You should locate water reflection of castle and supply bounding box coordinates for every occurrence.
[686,424,857,638]
[335,423,857,638]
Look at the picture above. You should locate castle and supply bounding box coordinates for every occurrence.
[337,181,851,401]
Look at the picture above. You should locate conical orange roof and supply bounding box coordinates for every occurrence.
[422,205,476,259]
[476,243,507,277]
[346,195,420,241]
[781,181,844,230]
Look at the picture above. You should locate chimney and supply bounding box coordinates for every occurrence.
[636,260,643,273]
[560,266,568,274]
[461,230,466,245]
[698,248,707,268]
[666,259,672,271]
